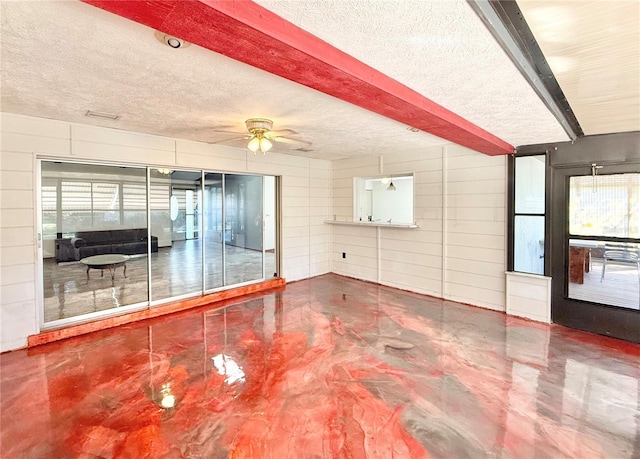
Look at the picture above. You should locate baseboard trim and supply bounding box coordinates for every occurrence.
[27,278,286,348]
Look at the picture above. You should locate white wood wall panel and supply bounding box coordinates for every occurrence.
[0,264,34,285]
[447,245,504,264]
[447,257,504,276]
[309,161,331,277]
[449,207,504,222]
[506,272,551,323]
[0,137,38,352]
[0,113,330,352]
[178,153,247,172]
[382,272,442,296]
[444,145,506,311]
[1,152,33,171]
[0,170,33,190]
[2,115,70,138]
[0,208,34,226]
[332,258,378,280]
[1,227,35,247]
[330,143,506,312]
[1,133,71,156]
[72,125,175,151]
[282,216,310,229]
[447,179,505,195]
[447,233,505,250]
[73,140,176,165]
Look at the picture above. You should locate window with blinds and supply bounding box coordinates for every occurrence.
[569,173,639,238]
[55,180,150,233]
[41,181,58,238]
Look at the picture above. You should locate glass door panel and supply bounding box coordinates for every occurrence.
[150,170,202,301]
[567,173,639,310]
[41,161,148,324]
[552,164,640,343]
[204,172,223,290]
[224,174,263,285]
[514,215,545,274]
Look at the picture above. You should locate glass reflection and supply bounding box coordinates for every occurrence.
[42,162,279,326]
[204,173,223,290]
[212,354,246,385]
[568,173,640,310]
[224,175,264,285]
[41,161,149,323]
[150,170,202,301]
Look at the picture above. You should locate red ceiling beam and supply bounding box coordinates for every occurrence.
[81,0,514,156]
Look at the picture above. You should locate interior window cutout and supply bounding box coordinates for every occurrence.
[353,173,414,225]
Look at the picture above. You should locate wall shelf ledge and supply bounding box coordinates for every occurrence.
[324,219,418,229]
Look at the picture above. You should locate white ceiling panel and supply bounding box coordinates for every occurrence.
[519,0,640,135]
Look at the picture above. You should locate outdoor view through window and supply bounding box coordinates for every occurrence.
[568,173,639,310]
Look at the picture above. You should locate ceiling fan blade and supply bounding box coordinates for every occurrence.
[269,128,299,136]
[212,129,245,135]
[271,136,311,147]
[210,135,251,144]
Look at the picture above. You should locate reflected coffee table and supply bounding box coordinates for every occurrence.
[80,254,131,284]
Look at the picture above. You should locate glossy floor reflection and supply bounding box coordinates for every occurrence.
[2,274,639,458]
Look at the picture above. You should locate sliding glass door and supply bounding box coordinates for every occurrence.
[40,161,278,328]
[149,169,203,303]
[224,174,264,285]
[40,161,149,324]
[204,172,224,290]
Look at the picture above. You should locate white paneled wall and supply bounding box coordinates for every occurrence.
[444,145,506,311]
[506,272,551,323]
[0,113,330,352]
[331,144,507,311]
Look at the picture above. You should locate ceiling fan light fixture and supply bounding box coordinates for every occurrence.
[245,118,275,154]
[247,136,260,153]
[259,137,272,154]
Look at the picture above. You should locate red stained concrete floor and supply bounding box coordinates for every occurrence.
[1,274,639,458]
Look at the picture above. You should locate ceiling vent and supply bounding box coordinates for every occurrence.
[85,110,120,120]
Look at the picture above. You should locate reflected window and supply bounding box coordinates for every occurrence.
[41,161,149,324]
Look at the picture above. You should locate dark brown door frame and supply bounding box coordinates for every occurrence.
[550,164,640,343]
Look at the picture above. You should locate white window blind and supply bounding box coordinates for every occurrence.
[123,183,147,209]
[61,181,91,210]
[570,173,639,238]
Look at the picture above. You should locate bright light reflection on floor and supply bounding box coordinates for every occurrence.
[212,354,246,384]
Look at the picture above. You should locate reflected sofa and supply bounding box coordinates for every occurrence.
[71,229,158,260]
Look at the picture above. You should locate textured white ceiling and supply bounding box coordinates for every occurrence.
[255,0,570,146]
[0,0,574,160]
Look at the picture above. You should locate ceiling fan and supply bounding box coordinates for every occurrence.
[213,118,311,155]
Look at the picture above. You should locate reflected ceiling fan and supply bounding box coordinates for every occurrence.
[213,118,311,155]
